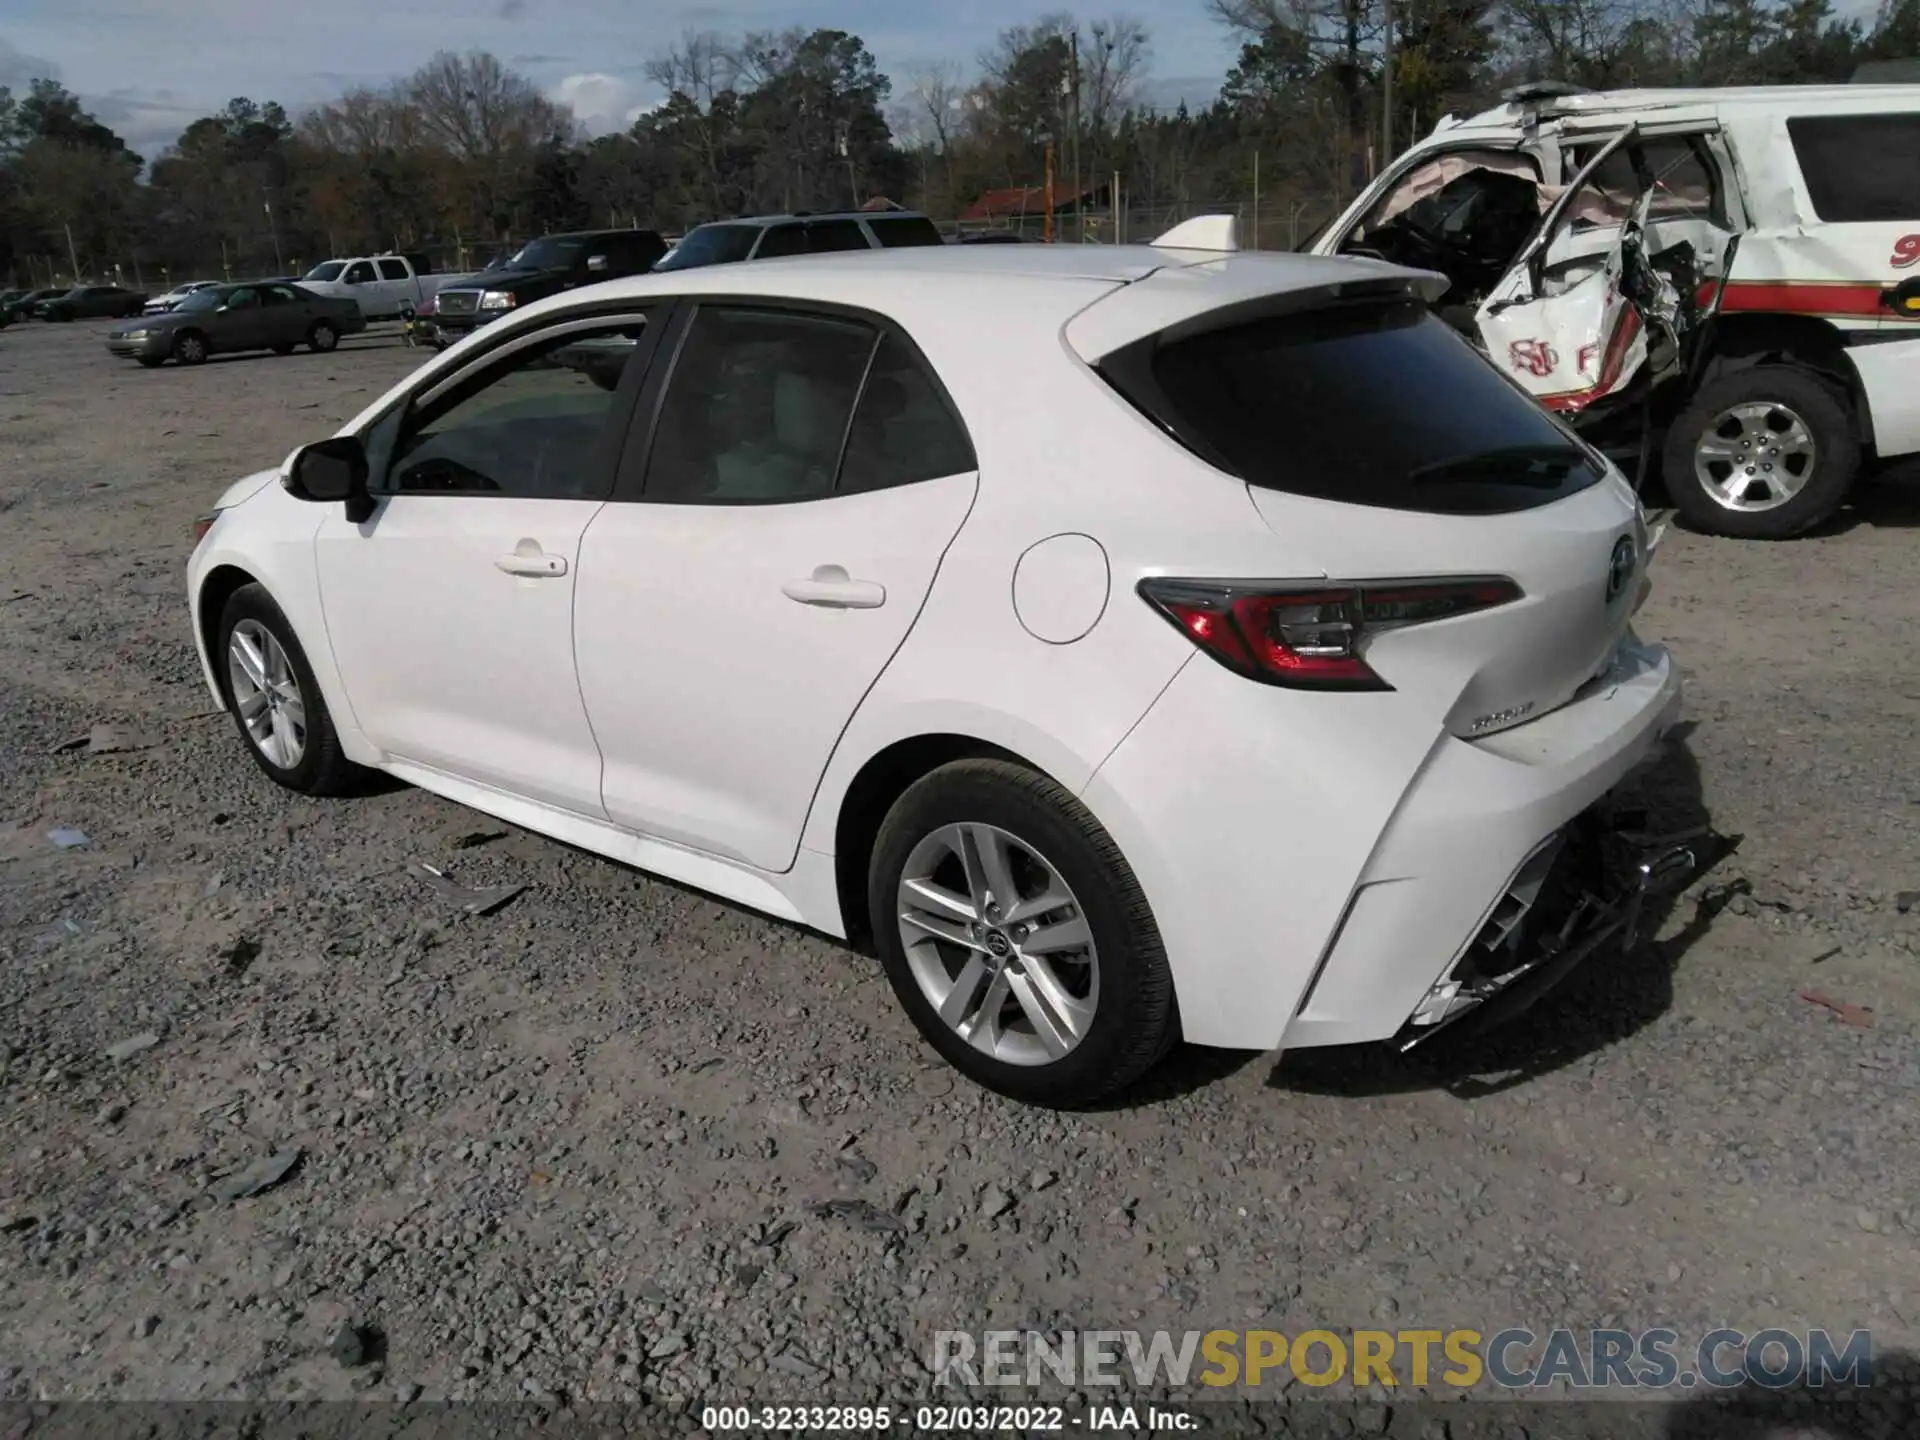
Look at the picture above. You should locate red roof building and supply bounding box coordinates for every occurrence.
[959,183,1105,223]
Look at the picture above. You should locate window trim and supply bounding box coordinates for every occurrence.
[367,305,671,503]
[610,294,977,507]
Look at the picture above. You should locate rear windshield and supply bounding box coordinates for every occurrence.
[1787,113,1920,223]
[1100,299,1606,515]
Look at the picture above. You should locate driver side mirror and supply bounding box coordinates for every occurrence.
[586,254,609,273]
[284,436,375,523]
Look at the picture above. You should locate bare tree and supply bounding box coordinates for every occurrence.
[408,51,569,163]
[1081,17,1150,134]
[644,30,737,109]
[907,62,966,154]
[1496,0,1645,84]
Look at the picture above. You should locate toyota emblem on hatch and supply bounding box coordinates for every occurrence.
[1606,535,1637,604]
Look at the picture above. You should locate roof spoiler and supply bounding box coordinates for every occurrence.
[1152,215,1239,252]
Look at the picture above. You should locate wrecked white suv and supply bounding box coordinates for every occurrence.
[1311,82,1920,539]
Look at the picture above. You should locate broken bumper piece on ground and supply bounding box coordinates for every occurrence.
[1396,809,1710,1052]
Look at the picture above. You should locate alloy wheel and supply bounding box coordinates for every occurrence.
[1693,401,1817,513]
[227,619,307,769]
[895,822,1100,1066]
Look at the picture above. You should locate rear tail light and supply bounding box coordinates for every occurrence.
[192,511,221,545]
[1138,576,1523,691]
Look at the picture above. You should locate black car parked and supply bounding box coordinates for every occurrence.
[37,285,149,321]
[4,287,70,323]
[432,229,667,346]
[654,209,944,273]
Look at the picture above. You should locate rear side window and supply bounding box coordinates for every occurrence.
[1787,113,1920,222]
[644,307,876,504]
[376,259,410,281]
[867,215,945,248]
[754,224,808,260]
[807,219,869,253]
[1100,300,1606,516]
[840,333,976,493]
[1567,135,1728,229]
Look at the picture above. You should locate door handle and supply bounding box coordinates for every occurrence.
[782,565,885,609]
[495,549,568,578]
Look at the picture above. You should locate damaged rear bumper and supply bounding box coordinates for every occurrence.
[1394,808,1706,1051]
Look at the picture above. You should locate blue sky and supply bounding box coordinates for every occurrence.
[1,0,1239,156]
[2,0,1891,158]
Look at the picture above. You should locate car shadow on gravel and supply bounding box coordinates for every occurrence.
[1265,724,1746,1104]
[1814,464,1920,535]
[1658,1348,1918,1439]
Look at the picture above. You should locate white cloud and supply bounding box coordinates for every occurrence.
[548,71,653,137]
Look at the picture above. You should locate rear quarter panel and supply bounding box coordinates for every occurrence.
[791,277,1426,1037]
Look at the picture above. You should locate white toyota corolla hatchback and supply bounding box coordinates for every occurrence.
[188,233,1685,1107]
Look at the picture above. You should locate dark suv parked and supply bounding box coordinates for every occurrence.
[432,229,667,346]
[654,210,944,272]
[36,284,149,321]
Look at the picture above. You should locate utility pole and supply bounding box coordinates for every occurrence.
[1381,0,1395,169]
[265,198,284,274]
[1043,142,1056,244]
[1253,150,1261,249]
[1069,29,1082,243]
[63,222,81,284]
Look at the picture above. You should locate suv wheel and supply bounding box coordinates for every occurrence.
[1662,365,1859,539]
[869,759,1178,1108]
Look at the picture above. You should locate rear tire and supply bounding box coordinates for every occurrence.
[1662,365,1858,539]
[216,583,361,797]
[868,758,1178,1108]
[308,321,339,353]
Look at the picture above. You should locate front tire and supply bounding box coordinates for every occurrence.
[869,759,1177,1108]
[1662,365,1859,539]
[216,584,359,796]
[136,357,164,369]
[271,343,295,356]
[308,321,339,353]
[173,330,209,365]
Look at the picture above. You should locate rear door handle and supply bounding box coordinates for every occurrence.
[782,565,885,609]
[495,549,568,578]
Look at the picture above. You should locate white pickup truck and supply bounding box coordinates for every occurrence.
[297,253,476,321]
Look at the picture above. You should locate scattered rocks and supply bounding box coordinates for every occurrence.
[129,1316,159,1339]
[330,1321,369,1369]
[102,1033,159,1062]
[805,1199,904,1235]
[212,1149,302,1202]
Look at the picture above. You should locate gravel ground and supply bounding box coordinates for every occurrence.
[2,317,1918,1435]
